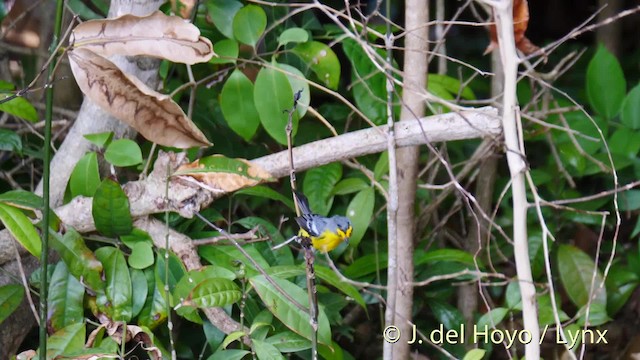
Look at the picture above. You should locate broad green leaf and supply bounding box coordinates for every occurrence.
[275,63,310,118]
[232,5,266,47]
[252,339,285,360]
[428,74,476,100]
[95,247,132,321]
[186,278,242,308]
[83,131,113,147]
[266,331,311,353]
[104,139,143,167]
[374,151,389,180]
[206,0,243,39]
[0,128,21,153]
[67,0,106,20]
[331,178,369,195]
[0,94,38,122]
[69,152,100,198]
[620,190,640,211]
[314,265,366,308]
[128,242,155,270]
[220,70,260,141]
[538,293,569,326]
[155,249,186,295]
[609,128,640,159]
[92,178,133,237]
[463,349,487,360]
[249,275,332,345]
[343,252,388,278]
[346,188,375,248]
[427,299,464,330]
[208,349,250,360]
[557,244,607,307]
[0,202,41,258]
[120,228,153,249]
[174,266,236,304]
[586,45,625,119]
[605,263,639,315]
[577,302,610,326]
[0,284,24,324]
[236,216,287,245]
[621,83,640,129]
[211,39,239,64]
[505,281,522,310]
[0,190,42,211]
[51,229,104,293]
[254,65,297,145]
[278,27,308,47]
[292,41,341,90]
[414,249,478,267]
[138,268,167,329]
[46,322,86,359]
[130,268,148,318]
[48,262,84,332]
[237,217,294,266]
[250,309,273,339]
[199,244,270,277]
[235,185,295,210]
[303,162,343,216]
[476,307,508,330]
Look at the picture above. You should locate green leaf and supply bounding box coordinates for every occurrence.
[346,188,375,248]
[0,284,24,324]
[415,249,478,267]
[252,339,285,360]
[104,139,143,167]
[428,74,476,100]
[427,299,464,330]
[186,278,242,308]
[278,28,309,47]
[83,131,113,147]
[292,41,341,90]
[463,349,487,360]
[174,265,236,304]
[266,331,311,353]
[0,202,41,258]
[46,322,86,359]
[138,267,167,329]
[586,45,626,119]
[557,244,607,308]
[95,247,132,321]
[577,302,610,326]
[314,265,366,308]
[208,349,250,360]
[0,128,22,153]
[232,4,266,47]
[476,307,508,330]
[211,39,239,64]
[343,252,388,278]
[235,185,295,210]
[236,216,287,246]
[48,262,84,332]
[275,63,310,119]
[69,152,100,198]
[605,263,639,315]
[120,228,153,249]
[303,162,343,216]
[51,229,104,293]
[220,69,260,141]
[609,127,640,159]
[92,178,133,237]
[249,275,332,345]
[128,242,155,270]
[620,190,640,211]
[505,281,522,310]
[621,83,640,129]
[331,178,369,195]
[0,93,38,122]
[254,65,297,145]
[130,268,148,318]
[374,151,389,180]
[207,0,243,39]
[0,190,42,212]
[199,244,269,277]
[155,249,186,295]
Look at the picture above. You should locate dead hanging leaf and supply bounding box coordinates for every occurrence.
[174,155,274,193]
[69,48,211,148]
[71,11,214,64]
[87,322,161,360]
[484,0,540,56]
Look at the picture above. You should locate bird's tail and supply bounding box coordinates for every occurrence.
[293,190,312,215]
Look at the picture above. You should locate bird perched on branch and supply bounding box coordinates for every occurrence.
[293,191,352,253]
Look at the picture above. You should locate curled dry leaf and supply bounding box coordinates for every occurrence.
[71,11,214,64]
[175,155,274,193]
[69,48,211,148]
[87,322,161,360]
[484,0,540,56]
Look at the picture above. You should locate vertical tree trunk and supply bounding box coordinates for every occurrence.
[385,0,428,358]
[596,0,622,57]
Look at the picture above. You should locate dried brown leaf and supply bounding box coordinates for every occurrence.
[176,155,274,193]
[69,48,211,148]
[71,11,214,64]
[484,0,540,56]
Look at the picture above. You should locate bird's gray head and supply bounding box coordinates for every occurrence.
[332,216,352,237]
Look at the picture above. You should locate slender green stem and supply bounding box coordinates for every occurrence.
[40,0,65,357]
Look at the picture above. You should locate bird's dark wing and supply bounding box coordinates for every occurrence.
[294,191,313,215]
[295,213,323,237]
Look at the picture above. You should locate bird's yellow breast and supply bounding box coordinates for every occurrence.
[299,228,348,253]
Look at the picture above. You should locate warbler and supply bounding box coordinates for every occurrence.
[293,191,353,252]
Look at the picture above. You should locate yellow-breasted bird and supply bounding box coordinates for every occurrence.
[293,191,353,252]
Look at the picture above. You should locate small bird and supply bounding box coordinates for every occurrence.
[293,191,353,253]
